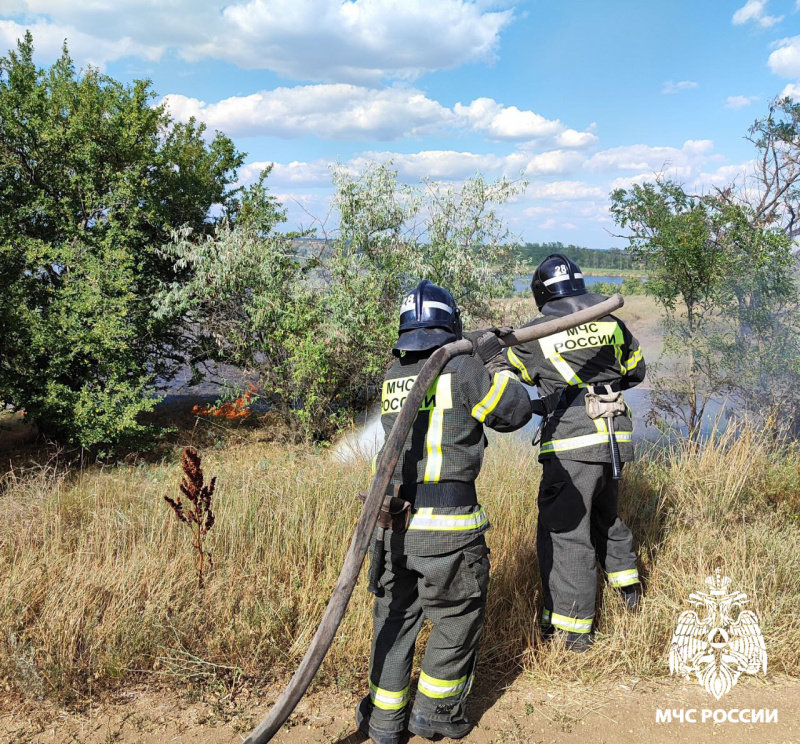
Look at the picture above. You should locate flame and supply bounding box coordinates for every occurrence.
[193,383,258,420]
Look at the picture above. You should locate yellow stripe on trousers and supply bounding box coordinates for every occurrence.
[369,681,410,710]
[417,671,468,699]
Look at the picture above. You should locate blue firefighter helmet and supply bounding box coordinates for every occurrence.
[531,253,587,309]
[392,280,462,356]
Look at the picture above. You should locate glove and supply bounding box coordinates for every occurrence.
[463,325,515,342]
[492,325,514,339]
[462,326,516,343]
[474,332,518,376]
[465,327,516,375]
[471,331,503,365]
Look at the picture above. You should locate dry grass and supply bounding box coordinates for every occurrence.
[1,427,799,705]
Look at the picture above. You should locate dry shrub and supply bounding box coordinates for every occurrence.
[0,425,798,704]
[164,447,216,588]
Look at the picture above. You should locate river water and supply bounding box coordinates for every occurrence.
[512,274,624,294]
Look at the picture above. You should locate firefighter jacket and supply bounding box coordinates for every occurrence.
[376,349,532,554]
[505,293,646,463]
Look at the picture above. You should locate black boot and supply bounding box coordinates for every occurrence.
[355,696,403,744]
[563,630,594,653]
[619,583,642,612]
[408,712,473,740]
[546,627,594,653]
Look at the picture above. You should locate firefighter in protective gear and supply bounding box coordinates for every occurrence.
[356,280,532,744]
[506,254,646,652]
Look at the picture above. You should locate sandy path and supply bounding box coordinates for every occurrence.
[5,677,798,744]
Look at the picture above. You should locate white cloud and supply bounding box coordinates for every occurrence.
[556,127,599,148]
[576,202,613,224]
[693,161,754,189]
[163,86,597,150]
[205,0,514,82]
[0,20,162,70]
[3,0,514,83]
[453,97,597,146]
[588,140,716,174]
[251,148,754,240]
[525,181,606,201]
[780,81,800,99]
[608,173,657,192]
[240,160,332,188]
[162,85,454,140]
[246,147,589,191]
[520,150,586,176]
[662,80,699,94]
[725,95,759,108]
[522,205,557,217]
[769,36,800,78]
[455,97,562,140]
[732,0,783,28]
[356,150,504,180]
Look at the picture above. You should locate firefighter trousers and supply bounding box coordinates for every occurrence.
[360,535,490,732]
[537,459,639,635]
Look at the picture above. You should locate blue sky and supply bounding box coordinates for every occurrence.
[1,0,799,248]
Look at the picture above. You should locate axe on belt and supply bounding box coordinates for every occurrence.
[244,293,624,744]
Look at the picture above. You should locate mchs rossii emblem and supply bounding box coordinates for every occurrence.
[669,569,767,699]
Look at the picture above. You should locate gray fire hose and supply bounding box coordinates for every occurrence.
[243,293,624,744]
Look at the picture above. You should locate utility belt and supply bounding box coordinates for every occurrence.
[357,481,478,534]
[533,382,625,447]
[402,480,478,508]
[538,386,582,416]
[538,381,623,416]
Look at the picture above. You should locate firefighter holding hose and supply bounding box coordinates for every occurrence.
[356,279,532,744]
[506,254,646,652]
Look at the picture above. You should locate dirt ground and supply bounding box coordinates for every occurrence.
[4,676,798,744]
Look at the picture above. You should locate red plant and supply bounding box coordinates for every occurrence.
[164,447,216,588]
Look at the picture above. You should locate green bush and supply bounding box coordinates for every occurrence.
[0,35,244,453]
[161,164,525,441]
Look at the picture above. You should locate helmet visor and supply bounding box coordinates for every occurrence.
[392,327,457,355]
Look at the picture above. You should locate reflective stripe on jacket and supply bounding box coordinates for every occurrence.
[377,349,532,555]
[505,294,646,463]
[379,352,532,485]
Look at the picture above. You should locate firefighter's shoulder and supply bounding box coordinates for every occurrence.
[445,352,486,377]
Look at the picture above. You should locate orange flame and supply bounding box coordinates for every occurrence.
[193,383,258,420]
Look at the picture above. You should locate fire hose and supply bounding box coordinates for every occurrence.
[243,293,624,744]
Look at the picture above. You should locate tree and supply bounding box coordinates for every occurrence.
[0,34,244,452]
[161,162,525,441]
[610,179,732,433]
[610,177,798,435]
[611,97,800,436]
[735,97,800,239]
[716,96,800,431]
[517,242,634,271]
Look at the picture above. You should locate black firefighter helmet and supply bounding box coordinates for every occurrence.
[392,279,462,356]
[531,253,587,309]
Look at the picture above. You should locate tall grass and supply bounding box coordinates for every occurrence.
[1,426,798,704]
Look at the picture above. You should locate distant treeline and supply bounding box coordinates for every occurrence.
[518,242,634,270]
